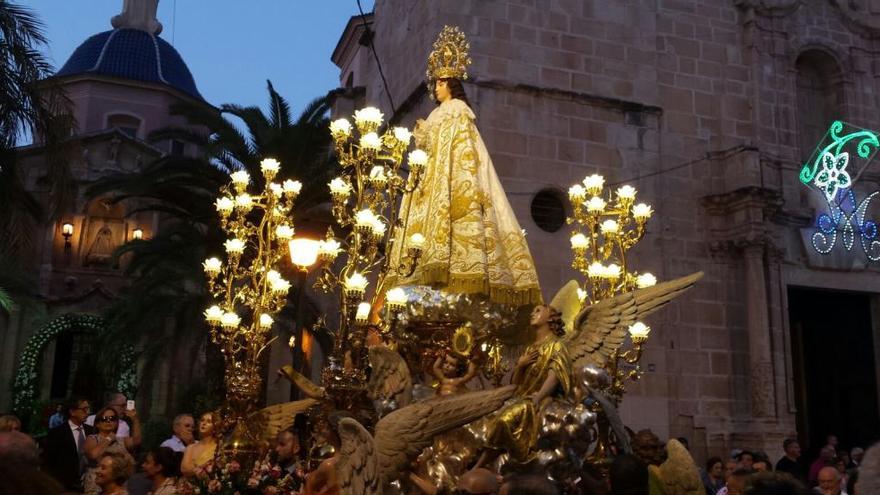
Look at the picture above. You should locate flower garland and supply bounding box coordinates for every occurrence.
[12,313,138,417]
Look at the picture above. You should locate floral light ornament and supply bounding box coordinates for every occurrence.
[814,151,852,201]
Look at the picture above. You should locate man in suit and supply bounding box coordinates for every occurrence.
[42,397,94,492]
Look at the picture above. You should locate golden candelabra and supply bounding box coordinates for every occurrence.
[311,107,426,396]
[202,159,302,425]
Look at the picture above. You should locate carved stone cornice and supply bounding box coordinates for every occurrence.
[700,186,784,217]
[831,0,880,37]
[734,0,803,17]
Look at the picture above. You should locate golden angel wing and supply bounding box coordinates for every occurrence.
[367,346,413,408]
[278,364,327,400]
[374,385,516,485]
[658,438,706,495]
[567,272,703,368]
[249,398,319,443]
[337,418,381,495]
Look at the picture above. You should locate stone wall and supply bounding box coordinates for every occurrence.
[334,0,880,462]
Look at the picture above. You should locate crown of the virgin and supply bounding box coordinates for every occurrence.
[426,25,472,81]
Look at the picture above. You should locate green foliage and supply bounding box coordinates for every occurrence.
[85,83,336,406]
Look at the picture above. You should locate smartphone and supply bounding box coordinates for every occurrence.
[126,400,135,410]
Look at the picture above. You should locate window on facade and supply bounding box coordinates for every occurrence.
[106,114,141,139]
[530,189,567,233]
[796,50,844,161]
[170,140,185,156]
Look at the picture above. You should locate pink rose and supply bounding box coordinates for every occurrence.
[228,460,241,473]
[270,466,282,479]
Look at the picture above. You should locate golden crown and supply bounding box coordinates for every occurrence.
[427,25,472,81]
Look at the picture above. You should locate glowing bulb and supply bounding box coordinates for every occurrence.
[354,107,384,128]
[330,118,352,137]
[224,238,245,255]
[360,132,382,151]
[260,158,280,178]
[369,166,387,185]
[318,238,342,259]
[616,185,636,201]
[604,263,621,279]
[215,197,234,215]
[628,321,651,340]
[355,209,378,229]
[275,224,294,240]
[408,149,428,167]
[393,127,412,144]
[203,257,222,275]
[587,262,605,278]
[269,183,283,197]
[583,174,605,194]
[204,305,223,324]
[570,233,589,250]
[568,184,587,201]
[385,287,407,310]
[220,311,240,329]
[230,170,250,187]
[408,233,425,249]
[586,196,606,213]
[288,238,320,268]
[600,219,619,234]
[283,180,302,196]
[633,203,653,220]
[344,272,369,295]
[576,288,588,302]
[329,177,352,198]
[270,276,291,295]
[267,270,281,282]
[355,302,371,323]
[235,193,253,211]
[636,273,657,288]
[258,314,274,329]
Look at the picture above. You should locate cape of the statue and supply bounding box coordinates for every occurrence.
[388,98,542,306]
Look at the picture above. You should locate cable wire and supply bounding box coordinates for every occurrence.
[356,0,395,111]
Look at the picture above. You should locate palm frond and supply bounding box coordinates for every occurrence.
[267,80,291,129]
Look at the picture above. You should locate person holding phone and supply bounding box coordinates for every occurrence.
[82,405,141,494]
[86,393,138,440]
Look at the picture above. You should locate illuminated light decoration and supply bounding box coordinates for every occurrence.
[636,272,657,288]
[269,276,291,295]
[269,183,283,197]
[360,132,382,151]
[393,127,412,144]
[343,272,369,297]
[318,238,342,259]
[616,185,636,201]
[385,288,407,310]
[289,238,320,269]
[628,321,651,342]
[235,193,254,211]
[355,302,371,323]
[408,233,426,249]
[799,120,879,185]
[275,224,294,240]
[353,107,384,129]
[583,174,605,194]
[220,312,241,329]
[329,177,352,198]
[215,197,234,216]
[408,149,428,168]
[810,189,880,261]
[283,180,302,196]
[204,305,223,324]
[260,158,280,178]
[570,233,589,250]
[813,152,852,201]
[258,314,274,329]
[224,238,246,255]
[568,184,587,201]
[586,196,606,213]
[600,219,619,235]
[369,166,388,186]
[203,257,222,275]
[632,203,653,220]
[230,170,250,187]
[330,118,352,138]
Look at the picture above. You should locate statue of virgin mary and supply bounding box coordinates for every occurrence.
[388,26,542,306]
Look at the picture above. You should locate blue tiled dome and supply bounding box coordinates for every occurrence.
[56,28,202,100]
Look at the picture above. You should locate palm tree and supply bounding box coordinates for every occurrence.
[0,1,74,306]
[87,82,337,394]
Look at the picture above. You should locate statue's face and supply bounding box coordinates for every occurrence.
[530,305,551,326]
[442,355,460,375]
[434,79,451,103]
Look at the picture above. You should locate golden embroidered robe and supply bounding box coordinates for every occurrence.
[483,336,571,460]
[388,98,542,305]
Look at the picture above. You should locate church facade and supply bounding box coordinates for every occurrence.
[333,0,880,461]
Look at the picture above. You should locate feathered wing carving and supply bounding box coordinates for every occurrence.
[278,364,327,400]
[334,384,516,492]
[567,271,703,368]
[373,385,515,485]
[249,398,319,443]
[337,418,381,495]
[656,438,705,495]
[591,390,631,454]
[366,346,413,408]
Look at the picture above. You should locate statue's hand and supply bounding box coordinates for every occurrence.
[516,350,538,369]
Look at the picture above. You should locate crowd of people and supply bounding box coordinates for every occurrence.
[698,434,874,495]
[1,396,879,495]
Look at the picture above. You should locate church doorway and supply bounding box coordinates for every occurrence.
[788,287,880,456]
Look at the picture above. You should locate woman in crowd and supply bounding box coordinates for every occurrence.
[142,446,182,495]
[94,452,134,495]
[0,414,21,432]
[702,456,726,495]
[84,406,138,494]
[181,411,221,478]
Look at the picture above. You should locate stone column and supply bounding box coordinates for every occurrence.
[743,243,775,417]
